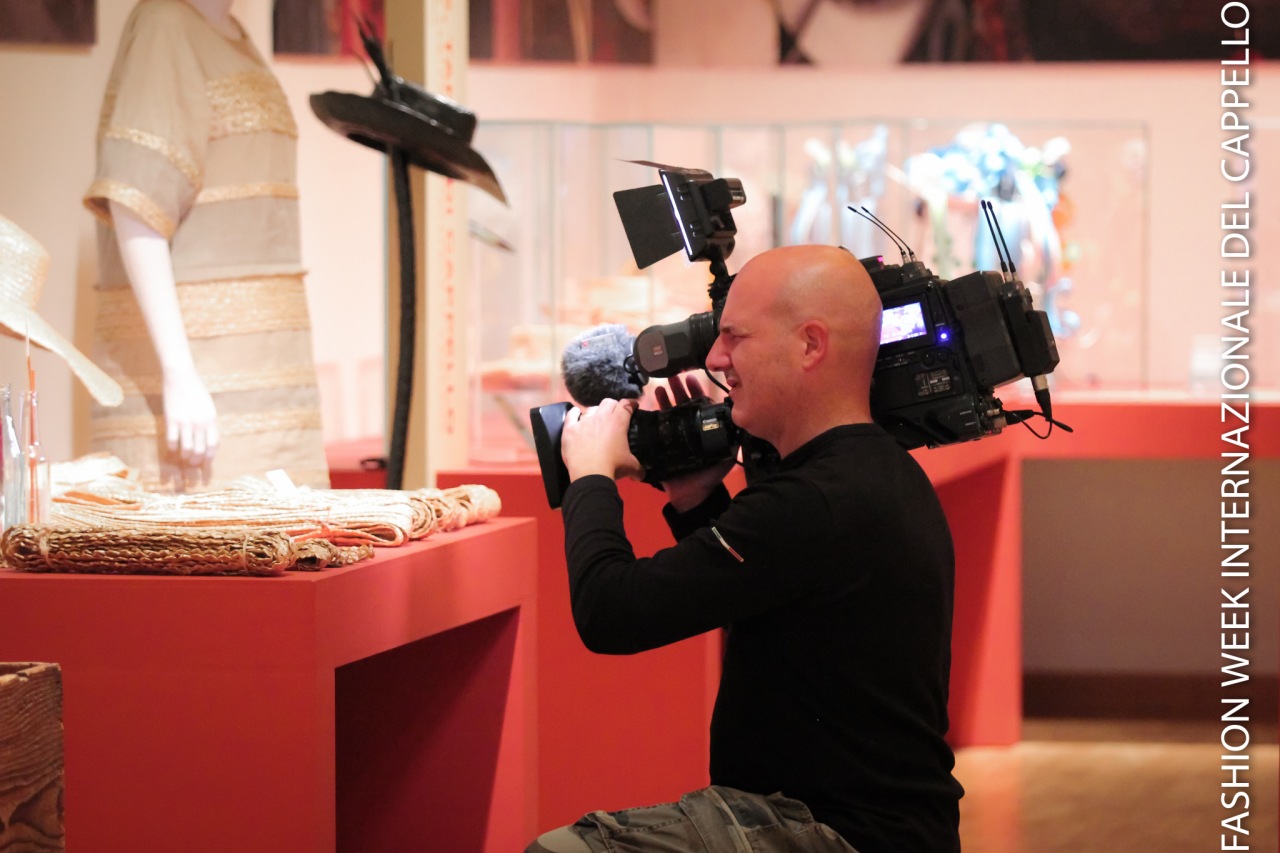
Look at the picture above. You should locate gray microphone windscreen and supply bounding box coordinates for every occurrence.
[561,324,642,407]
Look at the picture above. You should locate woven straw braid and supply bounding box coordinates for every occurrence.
[293,539,375,571]
[415,489,470,533]
[441,485,502,524]
[20,472,502,575]
[52,486,438,547]
[1,525,294,576]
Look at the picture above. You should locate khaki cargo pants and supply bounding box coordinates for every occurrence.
[526,786,859,852]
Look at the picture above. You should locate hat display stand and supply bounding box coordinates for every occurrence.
[310,20,506,489]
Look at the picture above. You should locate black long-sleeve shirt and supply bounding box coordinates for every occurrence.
[562,423,963,853]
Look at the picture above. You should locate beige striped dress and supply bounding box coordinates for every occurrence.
[84,0,330,490]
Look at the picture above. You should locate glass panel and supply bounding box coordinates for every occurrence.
[465,117,1154,464]
[896,120,1148,395]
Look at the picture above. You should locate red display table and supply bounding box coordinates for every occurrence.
[333,401,1280,761]
[437,470,724,835]
[0,518,537,853]
[919,399,1280,745]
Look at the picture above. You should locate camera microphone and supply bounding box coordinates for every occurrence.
[561,323,645,408]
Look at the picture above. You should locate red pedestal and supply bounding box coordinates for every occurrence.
[0,518,538,853]
[332,401,1280,761]
[917,399,1280,746]
[437,468,723,834]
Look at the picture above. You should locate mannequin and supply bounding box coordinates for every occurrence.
[85,0,329,491]
[109,201,219,484]
[185,0,236,37]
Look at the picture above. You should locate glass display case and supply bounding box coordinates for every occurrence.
[465,118,1151,465]
[894,120,1149,395]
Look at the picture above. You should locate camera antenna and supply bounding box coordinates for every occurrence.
[848,205,915,264]
[980,200,1063,429]
[980,199,1017,282]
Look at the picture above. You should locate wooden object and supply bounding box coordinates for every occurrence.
[0,662,64,852]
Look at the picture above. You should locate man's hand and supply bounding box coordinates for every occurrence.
[656,375,736,513]
[562,397,643,482]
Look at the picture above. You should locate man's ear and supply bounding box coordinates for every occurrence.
[799,320,829,368]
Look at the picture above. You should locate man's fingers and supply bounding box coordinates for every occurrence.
[670,376,691,404]
[685,375,706,399]
[655,385,671,410]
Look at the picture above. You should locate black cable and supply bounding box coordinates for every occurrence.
[703,368,730,395]
[386,147,415,491]
[1004,407,1073,440]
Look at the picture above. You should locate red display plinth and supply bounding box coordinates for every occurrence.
[918,399,1280,746]
[0,519,537,853]
[332,401,1280,762]
[437,468,724,835]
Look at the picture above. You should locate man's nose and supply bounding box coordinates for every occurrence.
[705,339,728,372]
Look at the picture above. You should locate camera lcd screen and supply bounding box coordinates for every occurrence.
[881,300,929,345]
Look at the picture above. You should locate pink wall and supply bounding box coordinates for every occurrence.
[3,3,1275,460]
[464,61,1280,397]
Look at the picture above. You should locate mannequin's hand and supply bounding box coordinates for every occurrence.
[159,366,219,491]
[656,375,736,513]
[562,398,643,482]
[109,201,220,492]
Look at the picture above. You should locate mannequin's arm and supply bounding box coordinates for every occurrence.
[109,200,219,487]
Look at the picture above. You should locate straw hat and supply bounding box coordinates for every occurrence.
[0,216,124,407]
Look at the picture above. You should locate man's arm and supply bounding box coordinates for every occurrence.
[662,482,732,541]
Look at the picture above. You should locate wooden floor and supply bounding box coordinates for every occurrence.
[955,719,1278,853]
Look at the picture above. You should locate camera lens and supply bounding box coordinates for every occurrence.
[628,398,736,483]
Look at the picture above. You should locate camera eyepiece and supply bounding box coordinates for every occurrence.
[633,311,720,378]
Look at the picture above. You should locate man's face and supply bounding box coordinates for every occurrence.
[704,270,794,443]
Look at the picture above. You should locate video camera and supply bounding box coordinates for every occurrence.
[530,164,1066,509]
[530,163,746,508]
[859,200,1064,449]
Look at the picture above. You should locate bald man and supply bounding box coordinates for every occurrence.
[531,246,962,853]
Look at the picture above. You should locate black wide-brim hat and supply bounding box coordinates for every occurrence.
[311,78,507,204]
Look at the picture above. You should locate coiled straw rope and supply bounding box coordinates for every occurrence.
[1,526,295,576]
[1,470,502,576]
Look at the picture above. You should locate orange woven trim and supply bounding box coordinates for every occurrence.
[194,182,298,205]
[95,276,311,341]
[207,71,297,140]
[102,126,201,187]
[111,364,319,396]
[85,179,176,239]
[91,408,323,440]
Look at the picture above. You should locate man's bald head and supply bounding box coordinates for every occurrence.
[764,245,882,376]
[706,245,883,455]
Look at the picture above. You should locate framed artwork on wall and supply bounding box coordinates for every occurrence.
[770,0,1277,64]
[273,0,383,56]
[0,0,95,45]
